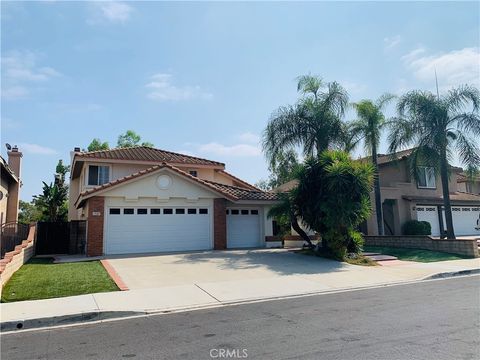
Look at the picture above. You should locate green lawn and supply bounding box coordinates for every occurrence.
[364,246,469,263]
[1,258,119,302]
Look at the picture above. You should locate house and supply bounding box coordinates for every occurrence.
[68,146,278,256]
[0,146,22,226]
[457,172,480,195]
[363,149,480,237]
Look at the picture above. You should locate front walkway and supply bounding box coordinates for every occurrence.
[1,249,479,327]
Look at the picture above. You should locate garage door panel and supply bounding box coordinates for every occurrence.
[451,206,480,236]
[105,206,212,255]
[416,206,440,236]
[227,209,261,248]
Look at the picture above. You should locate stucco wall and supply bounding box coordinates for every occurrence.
[0,174,9,226]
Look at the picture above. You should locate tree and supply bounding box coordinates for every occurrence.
[256,150,301,191]
[117,130,154,148]
[87,138,109,152]
[33,182,69,222]
[32,160,70,222]
[18,200,42,224]
[295,151,374,257]
[350,94,395,235]
[388,85,480,239]
[263,75,349,164]
[269,151,374,257]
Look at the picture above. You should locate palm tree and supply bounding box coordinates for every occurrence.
[263,75,349,165]
[350,94,395,235]
[388,85,480,239]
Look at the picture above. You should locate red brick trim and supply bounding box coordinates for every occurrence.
[87,196,105,256]
[213,198,227,250]
[100,259,129,291]
[0,224,35,276]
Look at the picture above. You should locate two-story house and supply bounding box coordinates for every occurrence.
[365,149,480,237]
[68,146,278,256]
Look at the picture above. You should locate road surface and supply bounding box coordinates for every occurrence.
[2,276,479,360]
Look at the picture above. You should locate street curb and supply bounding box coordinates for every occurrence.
[0,311,142,332]
[2,268,478,333]
[421,268,480,280]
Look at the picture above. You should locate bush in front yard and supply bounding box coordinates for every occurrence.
[402,220,432,235]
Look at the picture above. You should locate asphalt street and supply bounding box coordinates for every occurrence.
[1,275,479,360]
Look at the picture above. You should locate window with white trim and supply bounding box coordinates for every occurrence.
[417,167,436,189]
[88,165,110,186]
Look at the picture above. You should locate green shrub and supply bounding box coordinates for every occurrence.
[402,220,431,235]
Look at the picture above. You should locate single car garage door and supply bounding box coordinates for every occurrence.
[451,206,480,236]
[416,206,441,236]
[226,208,261,248]
[105,206,212,255]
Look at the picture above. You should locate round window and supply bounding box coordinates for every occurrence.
[156,175,172,190]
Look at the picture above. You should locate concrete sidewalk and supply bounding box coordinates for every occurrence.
[1,257,479,331]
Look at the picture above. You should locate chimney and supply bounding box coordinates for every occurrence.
[7,145,22,178]
[6,146,22,223]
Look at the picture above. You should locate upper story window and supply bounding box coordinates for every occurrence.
[417,166,436,189]
[88,165,110,186]
[189,170,198,177]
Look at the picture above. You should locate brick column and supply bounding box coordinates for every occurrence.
[87,196,105,256]
[213,198,227,250]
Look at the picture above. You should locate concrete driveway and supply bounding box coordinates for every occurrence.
[105,249,352,290]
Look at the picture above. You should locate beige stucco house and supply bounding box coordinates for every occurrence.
[457,173,480,195]
[0,147,22,226]
[68,146,278,256]
[363,149,480,237]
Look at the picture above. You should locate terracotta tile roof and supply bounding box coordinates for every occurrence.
[75,146,225,167]
[403,192,480,204]
[357,148,414,165]
[217,170,261,191]
[204,181,279,201]
[75,163,277,207]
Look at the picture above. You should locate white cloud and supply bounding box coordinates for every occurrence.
[146,73,213,101]
[16,143,57,155]
[384,35,402,50]
[197,142,261,157]
[1,86,29,100]
[237,132,260,144]
[402,47,480,90]
[342,81,367,96]
[1,50,60,100]
[89,2,133,24]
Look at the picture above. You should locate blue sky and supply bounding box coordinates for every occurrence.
[2,1,479,201]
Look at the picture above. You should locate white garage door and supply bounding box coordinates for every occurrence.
[227,208,261,248]
[451,206,480,236]
[105,206,212,255]
[416,206,441,236]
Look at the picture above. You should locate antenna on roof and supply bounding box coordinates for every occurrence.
[5,143,11,151]
[435,68,440,99]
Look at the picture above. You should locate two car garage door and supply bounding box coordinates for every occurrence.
[105,206,212,255]
[104,205,262,255]
[416,205,480,236]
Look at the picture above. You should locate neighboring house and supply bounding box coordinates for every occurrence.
[69,146,278,256]
[457,173,480,195]
[362,149,480,237]
[0,146,22,226]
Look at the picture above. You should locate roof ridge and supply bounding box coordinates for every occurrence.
[205,179,266,193]
[77,145,225,166]
[218,170,262,191]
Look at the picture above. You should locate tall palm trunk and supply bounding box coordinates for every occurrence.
[440,149,455,239]
[372,144,384,235]
[290,211,314,249]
